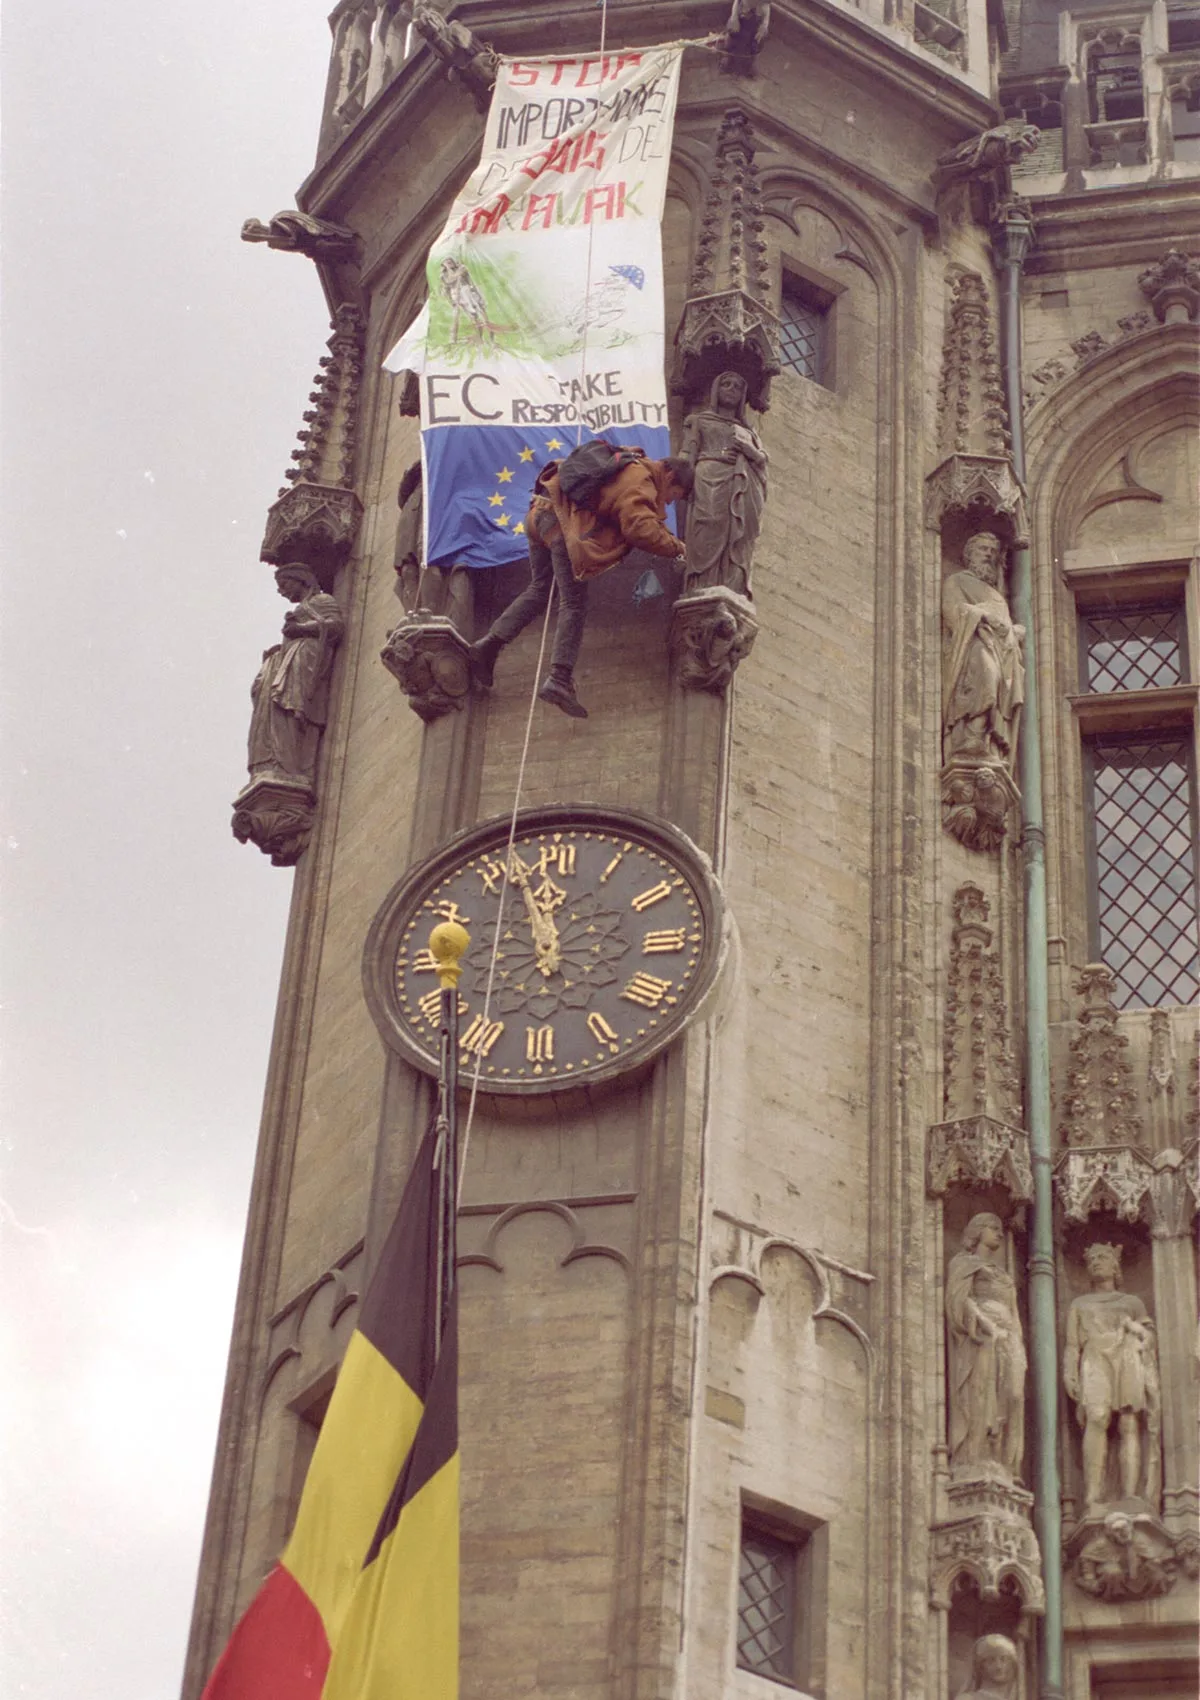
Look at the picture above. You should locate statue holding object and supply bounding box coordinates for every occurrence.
[247,565,344,784]
[1064,1243,1161,1514]
[945,1212,1027,1480]
[678,370,768,599]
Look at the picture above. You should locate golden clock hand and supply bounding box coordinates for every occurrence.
[507,852,561,976]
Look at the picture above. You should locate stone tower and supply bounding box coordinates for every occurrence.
[189,2,1199,1697]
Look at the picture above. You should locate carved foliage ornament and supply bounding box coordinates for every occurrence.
[942,884,1022,1125]
[1057,964,1142,1150]
[937,271,1009,460]
[260,306,365,590]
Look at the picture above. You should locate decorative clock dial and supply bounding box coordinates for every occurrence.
[368,807,721,1093]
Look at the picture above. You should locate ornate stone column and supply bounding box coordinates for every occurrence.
[668,108,778,695]
[927,887,1043,1637]
[1148,1145,1200,1570]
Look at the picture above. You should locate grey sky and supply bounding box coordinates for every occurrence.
[3,4,338,1693]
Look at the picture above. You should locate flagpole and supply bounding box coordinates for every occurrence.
[430,920,468,1356]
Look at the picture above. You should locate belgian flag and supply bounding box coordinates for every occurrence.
[201,1123,458,1699]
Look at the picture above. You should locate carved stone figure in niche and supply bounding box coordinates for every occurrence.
[393,460,424,612]
[956,1634,1019,1700]
[1064,1242,1161,1513]
[248,565,344,783]
[679,371,768,598]
[946,1213,1026,1479]
[942,532,1025,770]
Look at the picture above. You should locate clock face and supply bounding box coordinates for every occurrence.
[367,807,721,1093]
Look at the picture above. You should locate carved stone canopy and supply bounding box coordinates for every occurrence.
[673,109,779,412]
[668,587,758,694]
[1054,1142,1198,1231]
[924,454,1028,545]
[930,1475,1045,1615]
[381,615,472,722]
[929,1117,1033,1204]
[261,485,363,593]
[674,292,781,415]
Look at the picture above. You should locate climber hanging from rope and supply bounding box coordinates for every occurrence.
[467,442,693,717]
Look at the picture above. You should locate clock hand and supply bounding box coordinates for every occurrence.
[507,853,561,977]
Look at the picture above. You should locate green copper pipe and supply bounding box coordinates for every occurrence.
[993,202,1065,1700]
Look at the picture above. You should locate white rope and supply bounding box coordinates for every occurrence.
[458,0,658,1198]
[457,580,556,1201]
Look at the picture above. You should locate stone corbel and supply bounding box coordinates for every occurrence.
[941,757,1020,852]
[381,615,472,721]
[929,1476,1045,1614]
[1067,1509,1179,1601]
[1137,249,1200,325]
[669,587,758,693]
[928,1116,1033,1204]
[231,774,317,868]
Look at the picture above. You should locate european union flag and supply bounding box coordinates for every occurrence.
[423,422,669,569]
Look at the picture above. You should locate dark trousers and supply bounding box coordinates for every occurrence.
[490,525,588,675]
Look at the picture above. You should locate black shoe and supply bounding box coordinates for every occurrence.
[468,636,501,689]
[538,673,588,718]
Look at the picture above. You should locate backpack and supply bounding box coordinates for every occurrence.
[555,438,645,511]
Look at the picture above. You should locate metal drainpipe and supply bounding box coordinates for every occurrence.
[992,199,1065,1700]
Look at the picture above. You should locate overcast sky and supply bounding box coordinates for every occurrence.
[2,5,339,1693]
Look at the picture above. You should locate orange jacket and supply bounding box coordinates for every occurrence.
[547,458,685,581]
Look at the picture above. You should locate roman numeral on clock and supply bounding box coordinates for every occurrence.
[642,928,685,953]
[630,880,672,912]
[525,1024,555,1063]
[621,972,673,1009]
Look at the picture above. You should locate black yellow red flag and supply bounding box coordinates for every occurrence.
[199,1123,457,1699]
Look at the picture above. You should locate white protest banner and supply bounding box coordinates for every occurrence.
[384,45,684,568]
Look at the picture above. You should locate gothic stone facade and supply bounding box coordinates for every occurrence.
[190,1,1199,1697]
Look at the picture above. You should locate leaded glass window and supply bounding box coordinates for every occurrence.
[1082,608,1184,693]
[1088,734,1200,1008]
[737,1527,797,1681]
[778,276,830,385]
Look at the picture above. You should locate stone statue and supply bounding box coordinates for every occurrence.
[679,370,768,598]
[1064,1243,1161,1513]
[393,460,424,612]
[956,1633,1019,1699]
[942,532,1025,771]
[945,1212,1026,1478]
[248,565,344,784]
